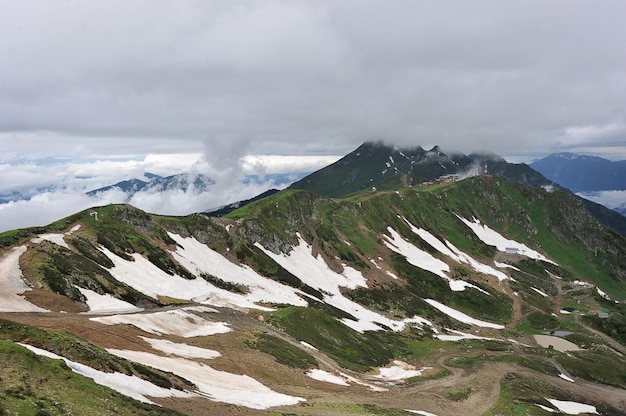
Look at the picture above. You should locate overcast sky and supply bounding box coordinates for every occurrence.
[1,0,626,231]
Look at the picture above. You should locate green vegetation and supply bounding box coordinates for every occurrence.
[269,307,403,372]
[556,349,626,388]
[0,319,191,391]
[0,337,187,416]
[242,331,318,369]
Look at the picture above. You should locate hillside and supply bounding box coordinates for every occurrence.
[1,176,625,415]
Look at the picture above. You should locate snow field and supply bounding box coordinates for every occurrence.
[168,233,308,307]
[0,245,48,312]
[106,348,305,409]
[457,216,556,264]
[19,343,193,404]
[99,245,278,311]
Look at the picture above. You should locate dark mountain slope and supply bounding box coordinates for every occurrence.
[289,141,557,197]
[531,152,626,192]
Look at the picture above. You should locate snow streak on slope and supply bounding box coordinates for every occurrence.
[256,235,434,333]
[91,308,231,337]
[107,348,305,410]
[424,299,505,329]
[168,233,307,307]
[384,228,449,279]
[458,216,556,264]
[384,227,492,291]
[20,343,193,404]
[0,246,48,312]
[402,218,509,283]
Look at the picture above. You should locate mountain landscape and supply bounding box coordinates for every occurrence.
[531,153,626,217]
[1,143,626,415]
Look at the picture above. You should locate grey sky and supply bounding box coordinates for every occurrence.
[1,1,626,231]
[1,0,625,161]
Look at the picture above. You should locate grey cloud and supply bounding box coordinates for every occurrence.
[1,0,626,160]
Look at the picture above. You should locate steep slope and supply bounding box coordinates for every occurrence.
[1,177,625,415]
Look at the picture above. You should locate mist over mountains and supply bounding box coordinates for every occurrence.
[531,153,626,216]
[1,141,626,415]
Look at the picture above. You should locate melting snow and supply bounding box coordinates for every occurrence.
[107,348,305,409]
[256,235,433,333]
[168,233,308,308]
[434,329,496,342]
[140,337,221,359]
[546,399,597,415]
[559,373,575,383]
[306,369,350,386]
[424,299,505,329]
[458,216,556,264]
[531,287,549,298]
[31,233,70,249]
[19,343,193,404]
[0,246,48,312]
[494,261,520,271]
[77,287,142,314]
[91,309,231,337]
[373,360,429,381]
[384,227,449,279]
[407,411,439,416]
[99,245,280,312]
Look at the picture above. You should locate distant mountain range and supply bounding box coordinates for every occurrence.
[86,173,216,200]
[530,152,626,192]
[531,152,626,216]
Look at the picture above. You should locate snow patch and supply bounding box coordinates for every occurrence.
[107,348,305,409]
[168,233,308,308]
[559,373,575,383]
[140,337,221,359]
[424,299,505,329]
[257,235,434,333]
[494,261,520,271]
[77,287,142,314]
[19,343,193,404]
[546,399,597,415]
[91,309,231,337]
[458,216,556,264]
[306,369,350,386]
[0,246,48,312]
[31,233,70,249]
[531,287,549,298]
[373,360,429,381]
